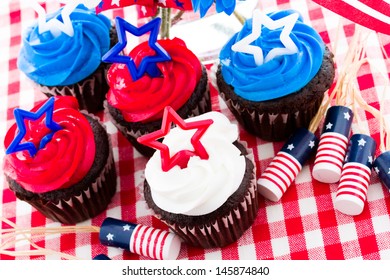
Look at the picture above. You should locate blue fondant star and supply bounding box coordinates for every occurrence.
[6,97,63,157]
[102,16,171,81]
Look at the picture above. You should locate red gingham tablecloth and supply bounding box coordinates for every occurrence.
[1,0,390,260]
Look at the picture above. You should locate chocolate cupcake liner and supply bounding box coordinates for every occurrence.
[12,114,117,225]
[219,90,324,141]
[36,62,110,114]
[105,82,211,157]
[147,141,259,248]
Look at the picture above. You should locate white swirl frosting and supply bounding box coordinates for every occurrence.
[145,111,246,216]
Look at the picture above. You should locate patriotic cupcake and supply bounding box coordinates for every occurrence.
[215,9,335,141]
[138,107,258,248]
[3,96,117,224]
[103,17,211,157]
[17,4,116,113]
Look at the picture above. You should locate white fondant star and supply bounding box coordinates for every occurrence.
[158,0,167,6]
[123,224,131,231]
[374,166,380,174]
[326,122,333,130]
[344,112,351,121]
[368,155,373,164]
[287,143,295,151]
[308,140,315,149]
[31,0,80,37]
[358,138,367,146]
[111,0,120,6]
[231,9,299,66]
[388,167,390,174]
[106,233,114,241]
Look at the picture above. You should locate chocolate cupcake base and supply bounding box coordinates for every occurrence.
[216,47,335,142]
[143,142,259,248]
[105,65,211,157]
[6,113,117,224]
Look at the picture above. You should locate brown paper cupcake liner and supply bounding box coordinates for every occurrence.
[105,82,211,157]
[219,90,324,141]
[161,158,258,248]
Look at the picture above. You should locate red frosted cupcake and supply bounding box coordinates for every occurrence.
[3,96,116,224]
[103,17,210,157]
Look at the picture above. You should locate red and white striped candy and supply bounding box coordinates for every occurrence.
[257,151,302,202]
[334,162,371,216]
[312,132,349,183]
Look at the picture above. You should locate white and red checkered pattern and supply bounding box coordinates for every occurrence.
[2,0,390,260]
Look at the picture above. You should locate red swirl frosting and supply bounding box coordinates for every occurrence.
[3,96,96,193]
[106,37,202,123]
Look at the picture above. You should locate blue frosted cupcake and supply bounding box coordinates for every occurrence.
[18,4,116,113]
[216,9,335,141]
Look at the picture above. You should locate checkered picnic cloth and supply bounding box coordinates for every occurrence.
[2,0,390,260]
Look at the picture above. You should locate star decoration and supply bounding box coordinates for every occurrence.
[374,166,380,174]
[111,0,120,6]
[325,122,333,130]
[358,138,367,146]
[106,233,114,241]
[231,9,299,66]
[137,106,214,172]
[102,16,171,81]
[308,140,315,149]
[344,112,351,120]
[123,224,131,231]
[287,144,295,151]
[6,97,63,158]
[368,155,373,164]
[31,0,81,37]
[388,168,390,174]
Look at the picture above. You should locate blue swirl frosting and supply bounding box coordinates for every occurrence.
[17,5,111,86]
[219,9,325,102]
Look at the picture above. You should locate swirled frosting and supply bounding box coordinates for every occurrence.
[106,37,202,123]
[219,9,325,101]
[3,96,96,193]
[17,5,111,86]
[145,111,246,216]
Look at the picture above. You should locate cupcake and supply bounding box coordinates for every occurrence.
[17,4,116,113]
[105,33,211,157]
[216,9,335,141]
[3,96,117,224]
[138,108,258,248]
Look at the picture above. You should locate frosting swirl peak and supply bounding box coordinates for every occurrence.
[106,37,202,123]
[3,96,96,193]
[145,112,246,216]
[17,5,111,86]
[219,9,325,102]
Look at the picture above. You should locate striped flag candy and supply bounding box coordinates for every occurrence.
[99,217,182,260]
[257,128,318,202]
[373,150,390,191]
[334,134,376,216]
[312,106,353,183]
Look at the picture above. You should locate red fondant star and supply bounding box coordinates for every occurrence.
[137,107,213,172]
